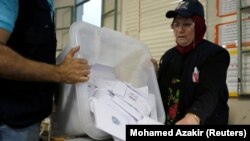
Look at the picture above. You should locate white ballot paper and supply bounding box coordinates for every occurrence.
[91,98,136,140]
[90,79,160,141]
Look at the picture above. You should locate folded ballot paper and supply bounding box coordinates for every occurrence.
[52,21,165,141]
[89,77,163,141]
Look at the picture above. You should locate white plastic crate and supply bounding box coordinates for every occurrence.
[51,21,165,140]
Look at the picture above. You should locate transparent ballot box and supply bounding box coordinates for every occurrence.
[51,21,165,140]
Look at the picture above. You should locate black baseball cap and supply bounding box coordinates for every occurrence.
[166,0,204,18]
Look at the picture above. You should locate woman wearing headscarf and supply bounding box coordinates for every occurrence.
[155,0,230,125]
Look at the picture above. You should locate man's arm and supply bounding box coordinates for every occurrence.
[0,28,90,83]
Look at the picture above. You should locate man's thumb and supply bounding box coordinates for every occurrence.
[67,46,80,58]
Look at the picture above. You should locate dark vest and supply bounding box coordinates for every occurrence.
[0,0,58,128]
[158,40,229,124]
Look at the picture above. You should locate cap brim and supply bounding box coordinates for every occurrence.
[166,10,193,18]
[166,11,177,18]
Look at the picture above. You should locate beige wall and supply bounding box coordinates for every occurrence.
[102,0,122,31]
[206,0,237,43]
[55,0,74,8]
[55,0,75,56]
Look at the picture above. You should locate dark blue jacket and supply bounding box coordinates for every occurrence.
[0,0,58,128]
[158,39,230,124]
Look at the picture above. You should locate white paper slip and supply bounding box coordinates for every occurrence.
[125,83,145,97]
[136,86,149,96]
[95,79,117,90]
[112,95,142,120]
[137,116,163,125]
[91,98,136,140]
[110,81,127,97]
[123,88,151,116]
[146,93,157,120]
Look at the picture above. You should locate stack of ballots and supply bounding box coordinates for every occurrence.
[51,21,165,141]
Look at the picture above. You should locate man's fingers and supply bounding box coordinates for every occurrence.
[67,46,80,58]
[76,58,88,64]
[79,76,89,82]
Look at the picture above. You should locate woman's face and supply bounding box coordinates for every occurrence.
[171,16,195,46]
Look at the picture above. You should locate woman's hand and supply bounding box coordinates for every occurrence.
[151,58,158,77]
[175,113,200,125]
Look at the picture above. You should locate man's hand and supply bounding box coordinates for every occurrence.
[57,46,90,83]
